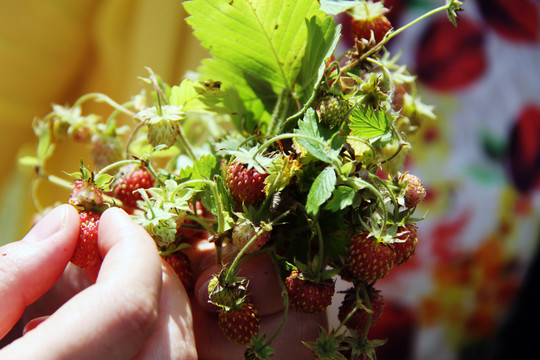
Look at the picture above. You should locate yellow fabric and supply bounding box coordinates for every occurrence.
[0,0,207,240]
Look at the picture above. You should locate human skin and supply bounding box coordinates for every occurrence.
[0,205,326,359]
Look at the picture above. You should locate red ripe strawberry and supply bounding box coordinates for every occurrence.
[393,223,418,265]
[349,1,392,43]
[346,233,395,283]
[218,301,260,346]
[69,180,104,208]
[399,172,426,208]
[338,286,385,334]
[285,270,335,313]
[232,221,271,254]
[113,165,155,209]
[225,162,268,206]
[162,251,194,290]
[71,210,101,268]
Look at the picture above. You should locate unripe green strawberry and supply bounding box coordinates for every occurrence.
[393,223,418,265]
[218,301,260,346]
[113,165,155,209]
[314,94,350,128]
[349,1,392,43]
[399,172,426,208]
[232,221,271,254]
[346,233,395,283]
[207,275,246,308]
[162,251,194,290]
[338,286,384,334]
[285,270,335,313]
[71,210,101,268]
[225,162,268,206]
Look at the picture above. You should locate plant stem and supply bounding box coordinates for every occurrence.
[73,93,136,118]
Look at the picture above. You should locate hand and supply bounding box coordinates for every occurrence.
[0,205,197,359]
[187,244,328,359]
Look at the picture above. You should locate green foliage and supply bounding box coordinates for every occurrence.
[294,108,343,164]
[348,106,392,141]
[325,186,355,212]
[306,166,336,215]
[183,0,337,132]
[178,154,218,190]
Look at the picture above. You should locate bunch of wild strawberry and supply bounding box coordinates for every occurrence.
[22,0,463,358]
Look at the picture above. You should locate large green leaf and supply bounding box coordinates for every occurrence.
[184,0,321,92]
[296,16,341,105]
[184,0,324,131]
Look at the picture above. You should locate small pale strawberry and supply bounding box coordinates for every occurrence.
[349,1,392,43]
[346,233,395,283]
[71,210,101,268]
[338,286,385,334]
[285,270,335,313]
[113,165,155,209]
[69,180,104,208]
[91,133,124,170]
[399,173,426,208]
[232,221,271,254]
[393,223,418,265]
[135,105,184,149]
[218,301,260,347]
[162,251,194,290]
[225,162,268,206]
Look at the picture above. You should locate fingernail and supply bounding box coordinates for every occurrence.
[23,316,49,335]
[24,205,68,242]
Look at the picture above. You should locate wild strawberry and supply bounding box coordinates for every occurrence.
[71,210,101,268]
[285,270,335,313]
[218,301,260,346]
[232,221,271,254]
[208,274,248,308]
[162,251,194,290]
[338,286,385,334]
[91,132,123,170]
[69,179,104,209]
[314,94,350,128]
[147,118,179,148]
[393,223,418,265]
[349,1,392,43]
[136,105,184,149]
[113,165,155,209]
[346,233,395,283]
[225,162,268,206]
[398,172,426,208]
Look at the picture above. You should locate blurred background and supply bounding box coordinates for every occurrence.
[1,0,539,359]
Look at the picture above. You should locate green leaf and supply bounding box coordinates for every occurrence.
[18,156,41,167]
[319,0,356,15]
[295,15,340,105]
[306,166,336,215]
[295,108,342,164]
[348,106,392,140]
[184,0,324,130]
[325,186,355,211]
[169,79,230,114]
[184,0,321,92]
[178,154,218,190]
